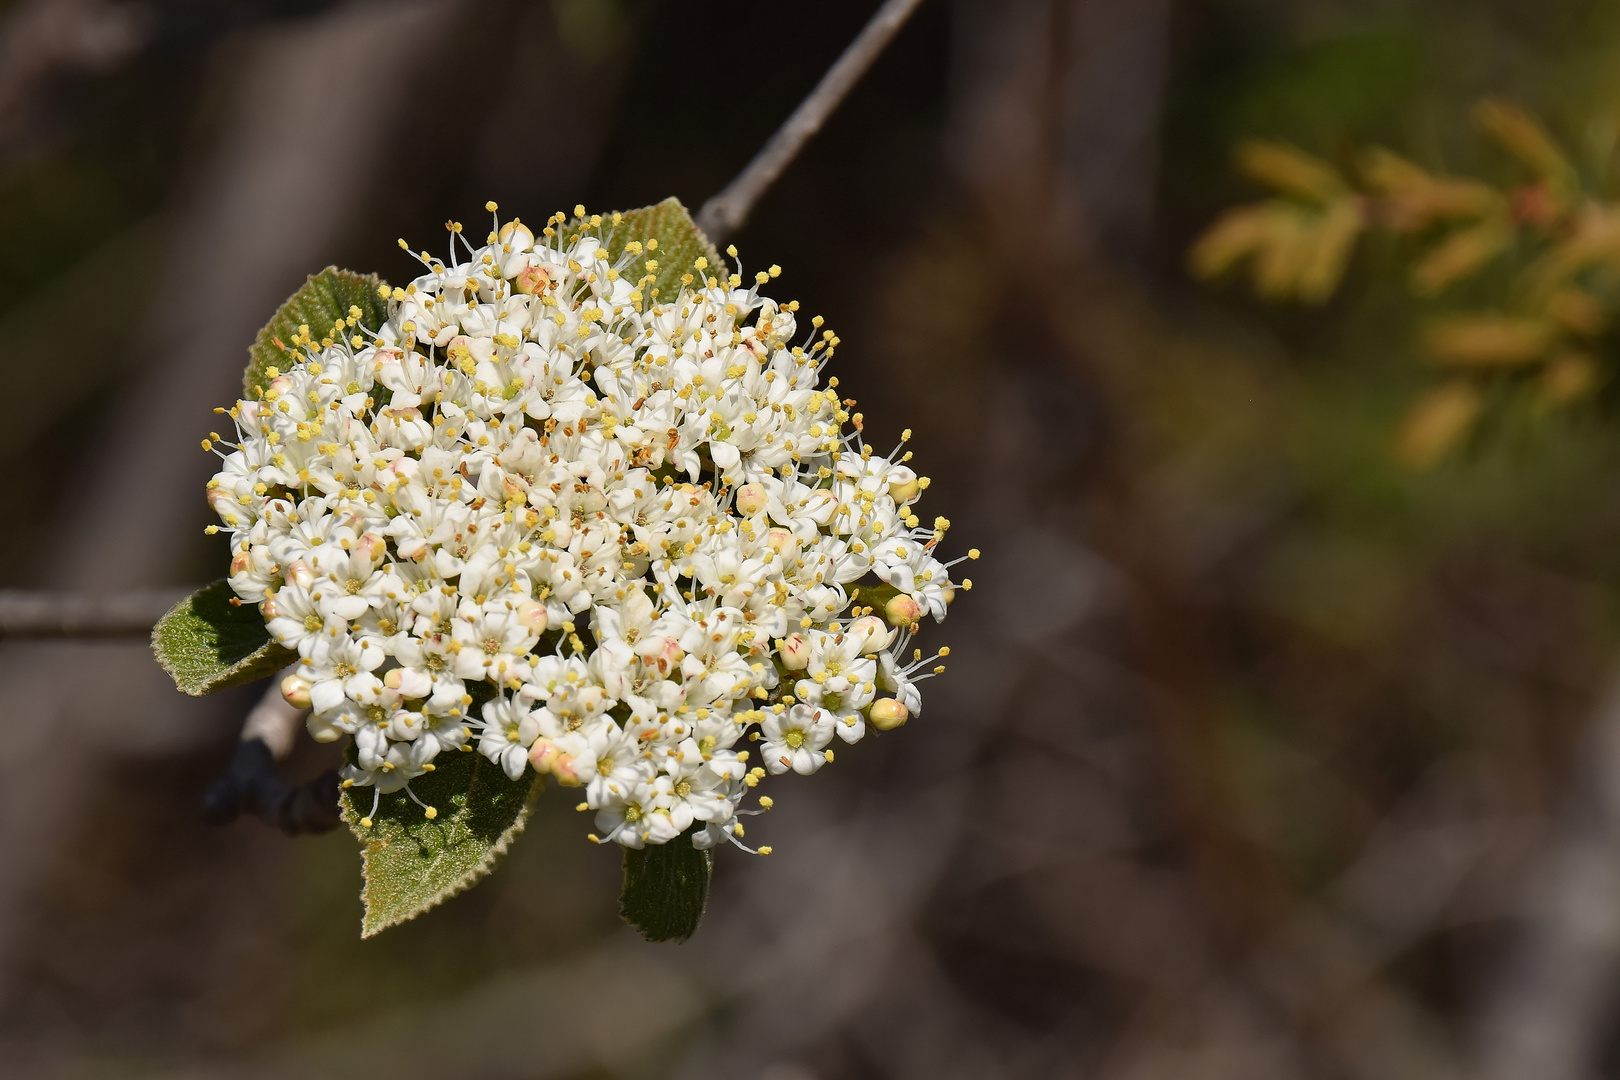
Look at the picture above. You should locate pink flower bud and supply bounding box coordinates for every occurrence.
[281,674,312,710]
[884,593,923,628]
[869,698,909,731]
[229,551,251,577]
[516,600,549,633]
[735,483,768,516]
[206,487,236,519]
[285,560,313,590]
[527,738,560,773]
[778,633,812,671]
[551,753,583,786]
[513,264,551,296]
[765,527,795,556]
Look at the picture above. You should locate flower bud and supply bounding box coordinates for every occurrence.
[778,633,812,671]
[229,550,251,577]
[383,667,432,699]
[869,698,909,731]
[765,527,795,556]
[498,220,535,251]
[888,468,920,504]
[281,674,312,709]
[513,264,550,296]
[551,753,583,786]
[516,600,549,633]
[306,709,343,742]
[735,483,768,516]
[206,487,237,520]
[285,560,314,590]
[528,738,560,773]
[884,593,923,628]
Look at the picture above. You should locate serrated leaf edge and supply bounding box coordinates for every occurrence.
[150,581,295,697]
[245,266,390,398]
[346,772,543,938]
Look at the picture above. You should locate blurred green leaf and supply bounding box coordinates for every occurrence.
[342,747,540,938]
[245,267,391,398]
[1410,217,1513,294]
[1237,140,1348,203]
[1422,314,1556,366]
[151,580,295,697]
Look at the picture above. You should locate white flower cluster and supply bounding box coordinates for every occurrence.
[204,204,974,851]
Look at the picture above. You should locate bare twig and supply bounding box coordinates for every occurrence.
[0,588,188,638]
[694,0,928,244]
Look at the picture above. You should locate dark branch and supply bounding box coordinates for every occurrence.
[0,588,187,638]
[695,0,929,244]
[203,737,341,836]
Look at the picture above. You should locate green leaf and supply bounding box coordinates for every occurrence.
[244,266,391,398]
[151,579,296,697]
[600,197,726,306]
[620,830,712,943]
[341,747,540,938]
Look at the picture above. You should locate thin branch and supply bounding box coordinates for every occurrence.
[695,0,929,244]
[0,588,188,638]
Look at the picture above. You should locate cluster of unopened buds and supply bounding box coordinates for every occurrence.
[203,203,974,853]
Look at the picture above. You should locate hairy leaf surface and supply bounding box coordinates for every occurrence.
[600,198,726,305]
[151,579,295,696]
[342,746,540,937]
[620,831,712,943]
[244,266,390,397]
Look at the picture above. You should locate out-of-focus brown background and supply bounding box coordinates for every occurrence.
[6,0,1620,1076]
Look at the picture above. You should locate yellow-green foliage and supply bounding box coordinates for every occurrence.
[1193,100,1618,466]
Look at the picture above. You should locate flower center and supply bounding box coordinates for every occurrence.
[674,780,691,797]
[784,731,805,749]
[333,662,356,678]
[304,614,324,631]
[425,653,445,671]
[483,637,501,654]
[344,578,363,595]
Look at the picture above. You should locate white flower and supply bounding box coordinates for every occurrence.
[206,203,969,850]
[760,704,835,775]
[476,694,540,780]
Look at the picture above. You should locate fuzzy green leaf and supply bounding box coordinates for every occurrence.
[244,266,391,398]
[620,831,712,943]
[151,579,295,697]
[341,747,540,938]
[600,197,726,306]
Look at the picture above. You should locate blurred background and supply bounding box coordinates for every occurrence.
[5,0,1620,1076]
